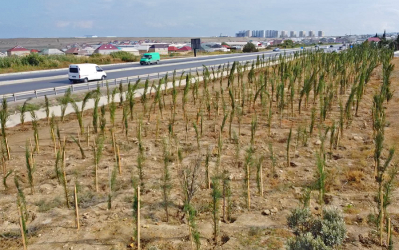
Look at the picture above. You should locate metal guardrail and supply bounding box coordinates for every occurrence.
[1,53,292,103]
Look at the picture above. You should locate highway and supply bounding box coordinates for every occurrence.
[0,46,341,98]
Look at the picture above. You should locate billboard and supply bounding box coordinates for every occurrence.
[191,38,201,50]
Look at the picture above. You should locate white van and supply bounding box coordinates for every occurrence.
[68,64,106,83]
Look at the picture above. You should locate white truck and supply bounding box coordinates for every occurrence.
[68,64,106,83]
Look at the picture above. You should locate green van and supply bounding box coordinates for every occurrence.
[140,52,160,65]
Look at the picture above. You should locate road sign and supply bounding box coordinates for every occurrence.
[191,38,201,57]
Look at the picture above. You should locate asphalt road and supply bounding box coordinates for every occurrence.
[0,46,341,97]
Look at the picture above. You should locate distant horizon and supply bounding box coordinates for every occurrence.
[0,31,398,40]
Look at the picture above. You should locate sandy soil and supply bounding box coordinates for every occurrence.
[1,58,399,250]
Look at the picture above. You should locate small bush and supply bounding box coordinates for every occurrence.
[287,207,312,234]
[287,233,330,250]
[287,207,346,248]
[346,170,364,183]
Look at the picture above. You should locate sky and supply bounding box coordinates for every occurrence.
[0,0,398,38]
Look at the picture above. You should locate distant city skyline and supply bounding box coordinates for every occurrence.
[0,0,398,38]
[236,29,324,38]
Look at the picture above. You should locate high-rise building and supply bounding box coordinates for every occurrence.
[299,31,305,37]
[245,30,252,37]
[290,31,296,38]
[318,31,324,37]
[280,31,287,38]
[258,30,265,38]
[309,31,315,37]
[265,30,278,38]
[235,30,246,37]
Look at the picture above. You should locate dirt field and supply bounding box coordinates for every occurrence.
[1,57,399,250]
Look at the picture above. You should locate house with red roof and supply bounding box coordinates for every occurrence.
[367,37,381,43]
[177,46,192,54]
[94,44,119,55]
[30,49,39,53]
[7,46,30,56]
[178,46,192,51]
[168,46,178,53]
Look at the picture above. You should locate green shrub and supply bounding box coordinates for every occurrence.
[319,208,346,246]
[287,207,346,248]
[287,207,312,234]
[287,233,330,250]
[110,51,137,62]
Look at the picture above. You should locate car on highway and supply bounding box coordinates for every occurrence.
[273,48,280,52]
[140,52,160,65]
[330,45,334,48]
[68,64,106,83]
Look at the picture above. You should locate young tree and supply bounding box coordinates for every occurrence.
[243,42,258,53]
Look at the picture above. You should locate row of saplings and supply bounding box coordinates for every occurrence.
[0,44,396,249]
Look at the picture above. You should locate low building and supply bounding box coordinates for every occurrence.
[7,46,30,56]
[201,43,230,52]
[327,38,336,43]
[119,47,140,56]
[39,48,65,55]
[168,46,179,53]
[319,38,328,43]
[94,44,119,55]
[368,37,381,43]
[82,47,95,55]
[137,45,150,54]
[65,47,86,56]
[0,52,6,57]
[149,44,169,55]
[178,46,192,54]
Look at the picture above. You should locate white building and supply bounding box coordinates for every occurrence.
[201,42,230,52]
[119,47,140,56]
[39,48,65,55]
[280,31,287,38]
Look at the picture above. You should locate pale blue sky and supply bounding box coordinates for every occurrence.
[0,0,398,38]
